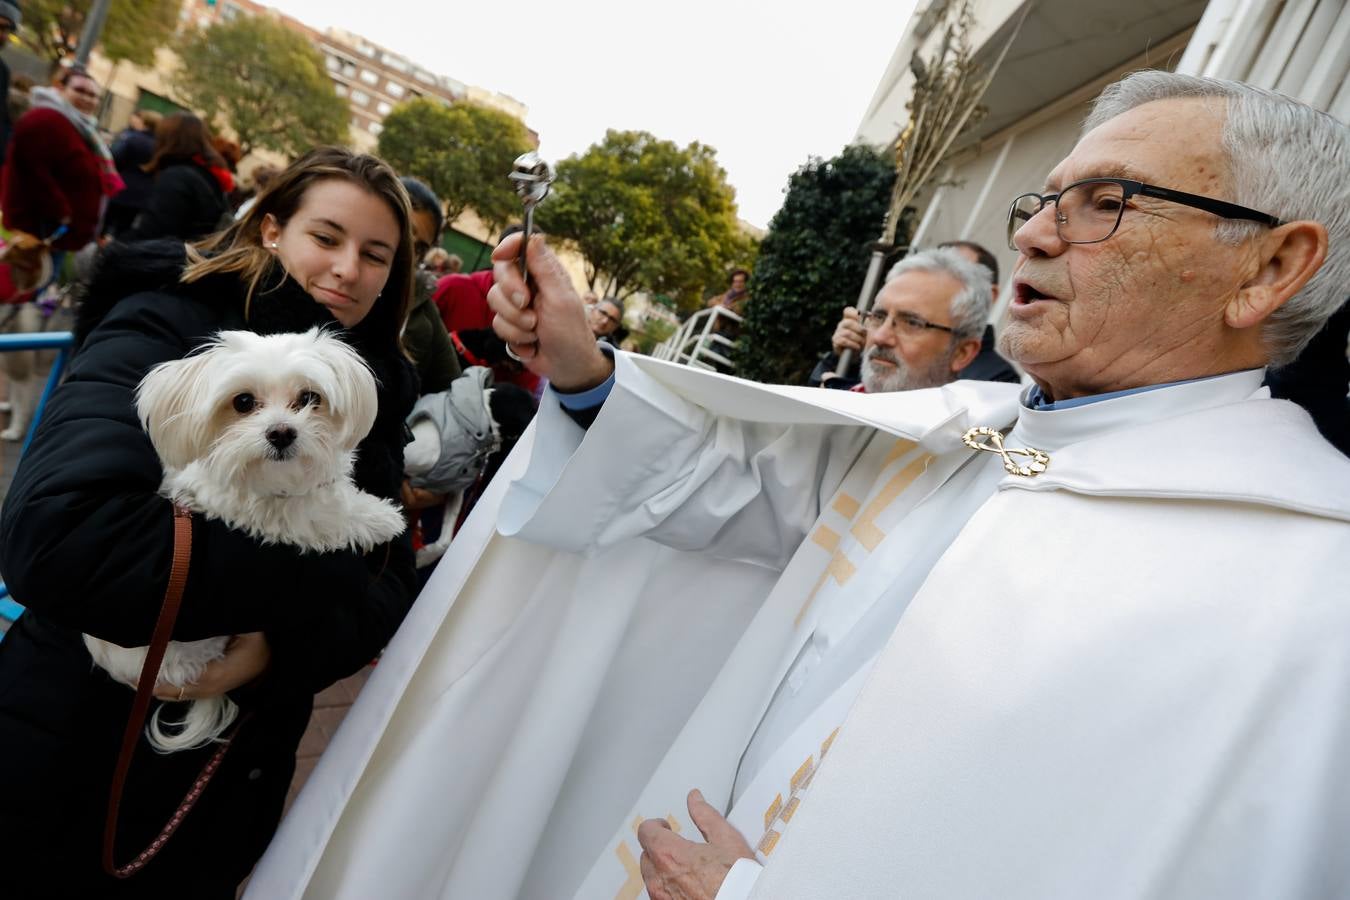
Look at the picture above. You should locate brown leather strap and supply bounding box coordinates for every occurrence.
[102,503,219,878]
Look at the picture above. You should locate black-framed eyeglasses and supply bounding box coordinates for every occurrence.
[588,304,620,327]
[861,308,955,337]
[1006,177,1283,252]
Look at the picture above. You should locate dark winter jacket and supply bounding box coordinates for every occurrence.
[405,268,461,394]
[957,324,1020,384]
[0,54,10,169]
[109,125,156,211]
[1,106,104,249]
[126,160,230,242]
[0,240,417,899]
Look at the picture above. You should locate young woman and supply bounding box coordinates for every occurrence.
[0,147,419,899]
[127,112,232,241]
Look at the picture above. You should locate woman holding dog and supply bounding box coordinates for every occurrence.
[0,147,420,898]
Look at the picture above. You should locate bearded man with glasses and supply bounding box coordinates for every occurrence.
[254,72,1350,900]
[852,247,991,393]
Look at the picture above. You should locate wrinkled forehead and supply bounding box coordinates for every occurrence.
[1047,97,1229,195]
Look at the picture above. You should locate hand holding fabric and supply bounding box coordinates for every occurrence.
[638,789,756,900]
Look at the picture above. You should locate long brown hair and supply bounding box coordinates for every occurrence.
[183,146,416,350]
[143,113,226,175]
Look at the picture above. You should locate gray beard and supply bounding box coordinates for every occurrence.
[861,345,954,393]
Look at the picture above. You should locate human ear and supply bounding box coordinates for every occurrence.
[950,336,983,373]
[260,214,282,250]
[1225,220,1328,330]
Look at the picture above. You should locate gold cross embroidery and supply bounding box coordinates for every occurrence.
[755,727,842,857]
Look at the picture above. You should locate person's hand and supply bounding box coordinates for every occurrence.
[488,234,614,392]
[831,306,866,355]
[401,479,446,511]
[152,632,271,701]
[638,789,756,900]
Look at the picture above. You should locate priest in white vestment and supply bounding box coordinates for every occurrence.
[246,72,1350,900]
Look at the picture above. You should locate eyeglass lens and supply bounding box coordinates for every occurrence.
[864,311,929,335]
[1008,181,1127,250]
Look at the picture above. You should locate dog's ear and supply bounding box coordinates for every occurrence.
[135,344,227,469]
[310,330,379,450]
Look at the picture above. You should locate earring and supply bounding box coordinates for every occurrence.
[268,242,278,249]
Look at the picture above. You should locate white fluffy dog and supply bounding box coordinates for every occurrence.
[84,328,406,753]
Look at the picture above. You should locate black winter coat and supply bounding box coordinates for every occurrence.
[0,241,418,899]
[127,161,230,242]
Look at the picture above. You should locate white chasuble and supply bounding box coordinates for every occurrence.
[246,355,1350,900]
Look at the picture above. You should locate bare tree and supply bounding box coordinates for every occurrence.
[834,0,1025,378]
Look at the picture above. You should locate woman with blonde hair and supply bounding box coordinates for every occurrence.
[0,146,419,899]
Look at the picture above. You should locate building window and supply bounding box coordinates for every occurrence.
[369,122,383,135]
[382,53,410,73]
[387,82,405,99]
[357,41,376,57]
[351,90,370,106]
[326,56,340,72]
[341,61,357,77]
[334,83,348,98]
[376,101,392,116]
[359,69,379,86]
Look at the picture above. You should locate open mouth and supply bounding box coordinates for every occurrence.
[1012,281,1057,307]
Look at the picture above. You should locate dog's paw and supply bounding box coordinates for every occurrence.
[347,495,407,550]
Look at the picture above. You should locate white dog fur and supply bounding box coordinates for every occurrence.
[84,328,406,753]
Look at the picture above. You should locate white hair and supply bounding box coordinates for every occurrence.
[1086,71,1350,367]
[883,246,992,340]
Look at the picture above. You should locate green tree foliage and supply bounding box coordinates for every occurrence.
[536,130,749,310]
[22,0,179,69]
[377,98,533,230]
[173,15,348,158]
[736,145,896,385]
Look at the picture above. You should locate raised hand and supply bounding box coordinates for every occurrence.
[488,233,614,392]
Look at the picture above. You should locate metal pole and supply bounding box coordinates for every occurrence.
[832,244,890,379]
[74,0,114,66]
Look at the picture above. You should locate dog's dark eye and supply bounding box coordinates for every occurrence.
[232,393,256,414]
[297,390,322,409]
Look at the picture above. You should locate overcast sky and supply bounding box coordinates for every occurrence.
[269,0,921,229]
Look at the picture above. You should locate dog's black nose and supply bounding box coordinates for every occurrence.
[266,425,297,451]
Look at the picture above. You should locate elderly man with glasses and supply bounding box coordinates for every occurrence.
[249,72,1350,900]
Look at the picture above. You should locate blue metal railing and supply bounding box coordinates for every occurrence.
[0,330,75,634]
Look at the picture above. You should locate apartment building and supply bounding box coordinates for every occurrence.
[195,0,531,151]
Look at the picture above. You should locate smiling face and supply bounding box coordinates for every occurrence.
[63,74,101,116]
[261,179,400,328]
[1001,97,1270,399]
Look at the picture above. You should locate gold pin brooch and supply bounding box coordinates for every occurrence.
[962,427,1050,477]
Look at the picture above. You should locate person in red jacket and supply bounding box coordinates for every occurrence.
[432,224,543,398]
[2,65,123,254]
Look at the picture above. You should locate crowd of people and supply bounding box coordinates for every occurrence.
[0,17,1345,899]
